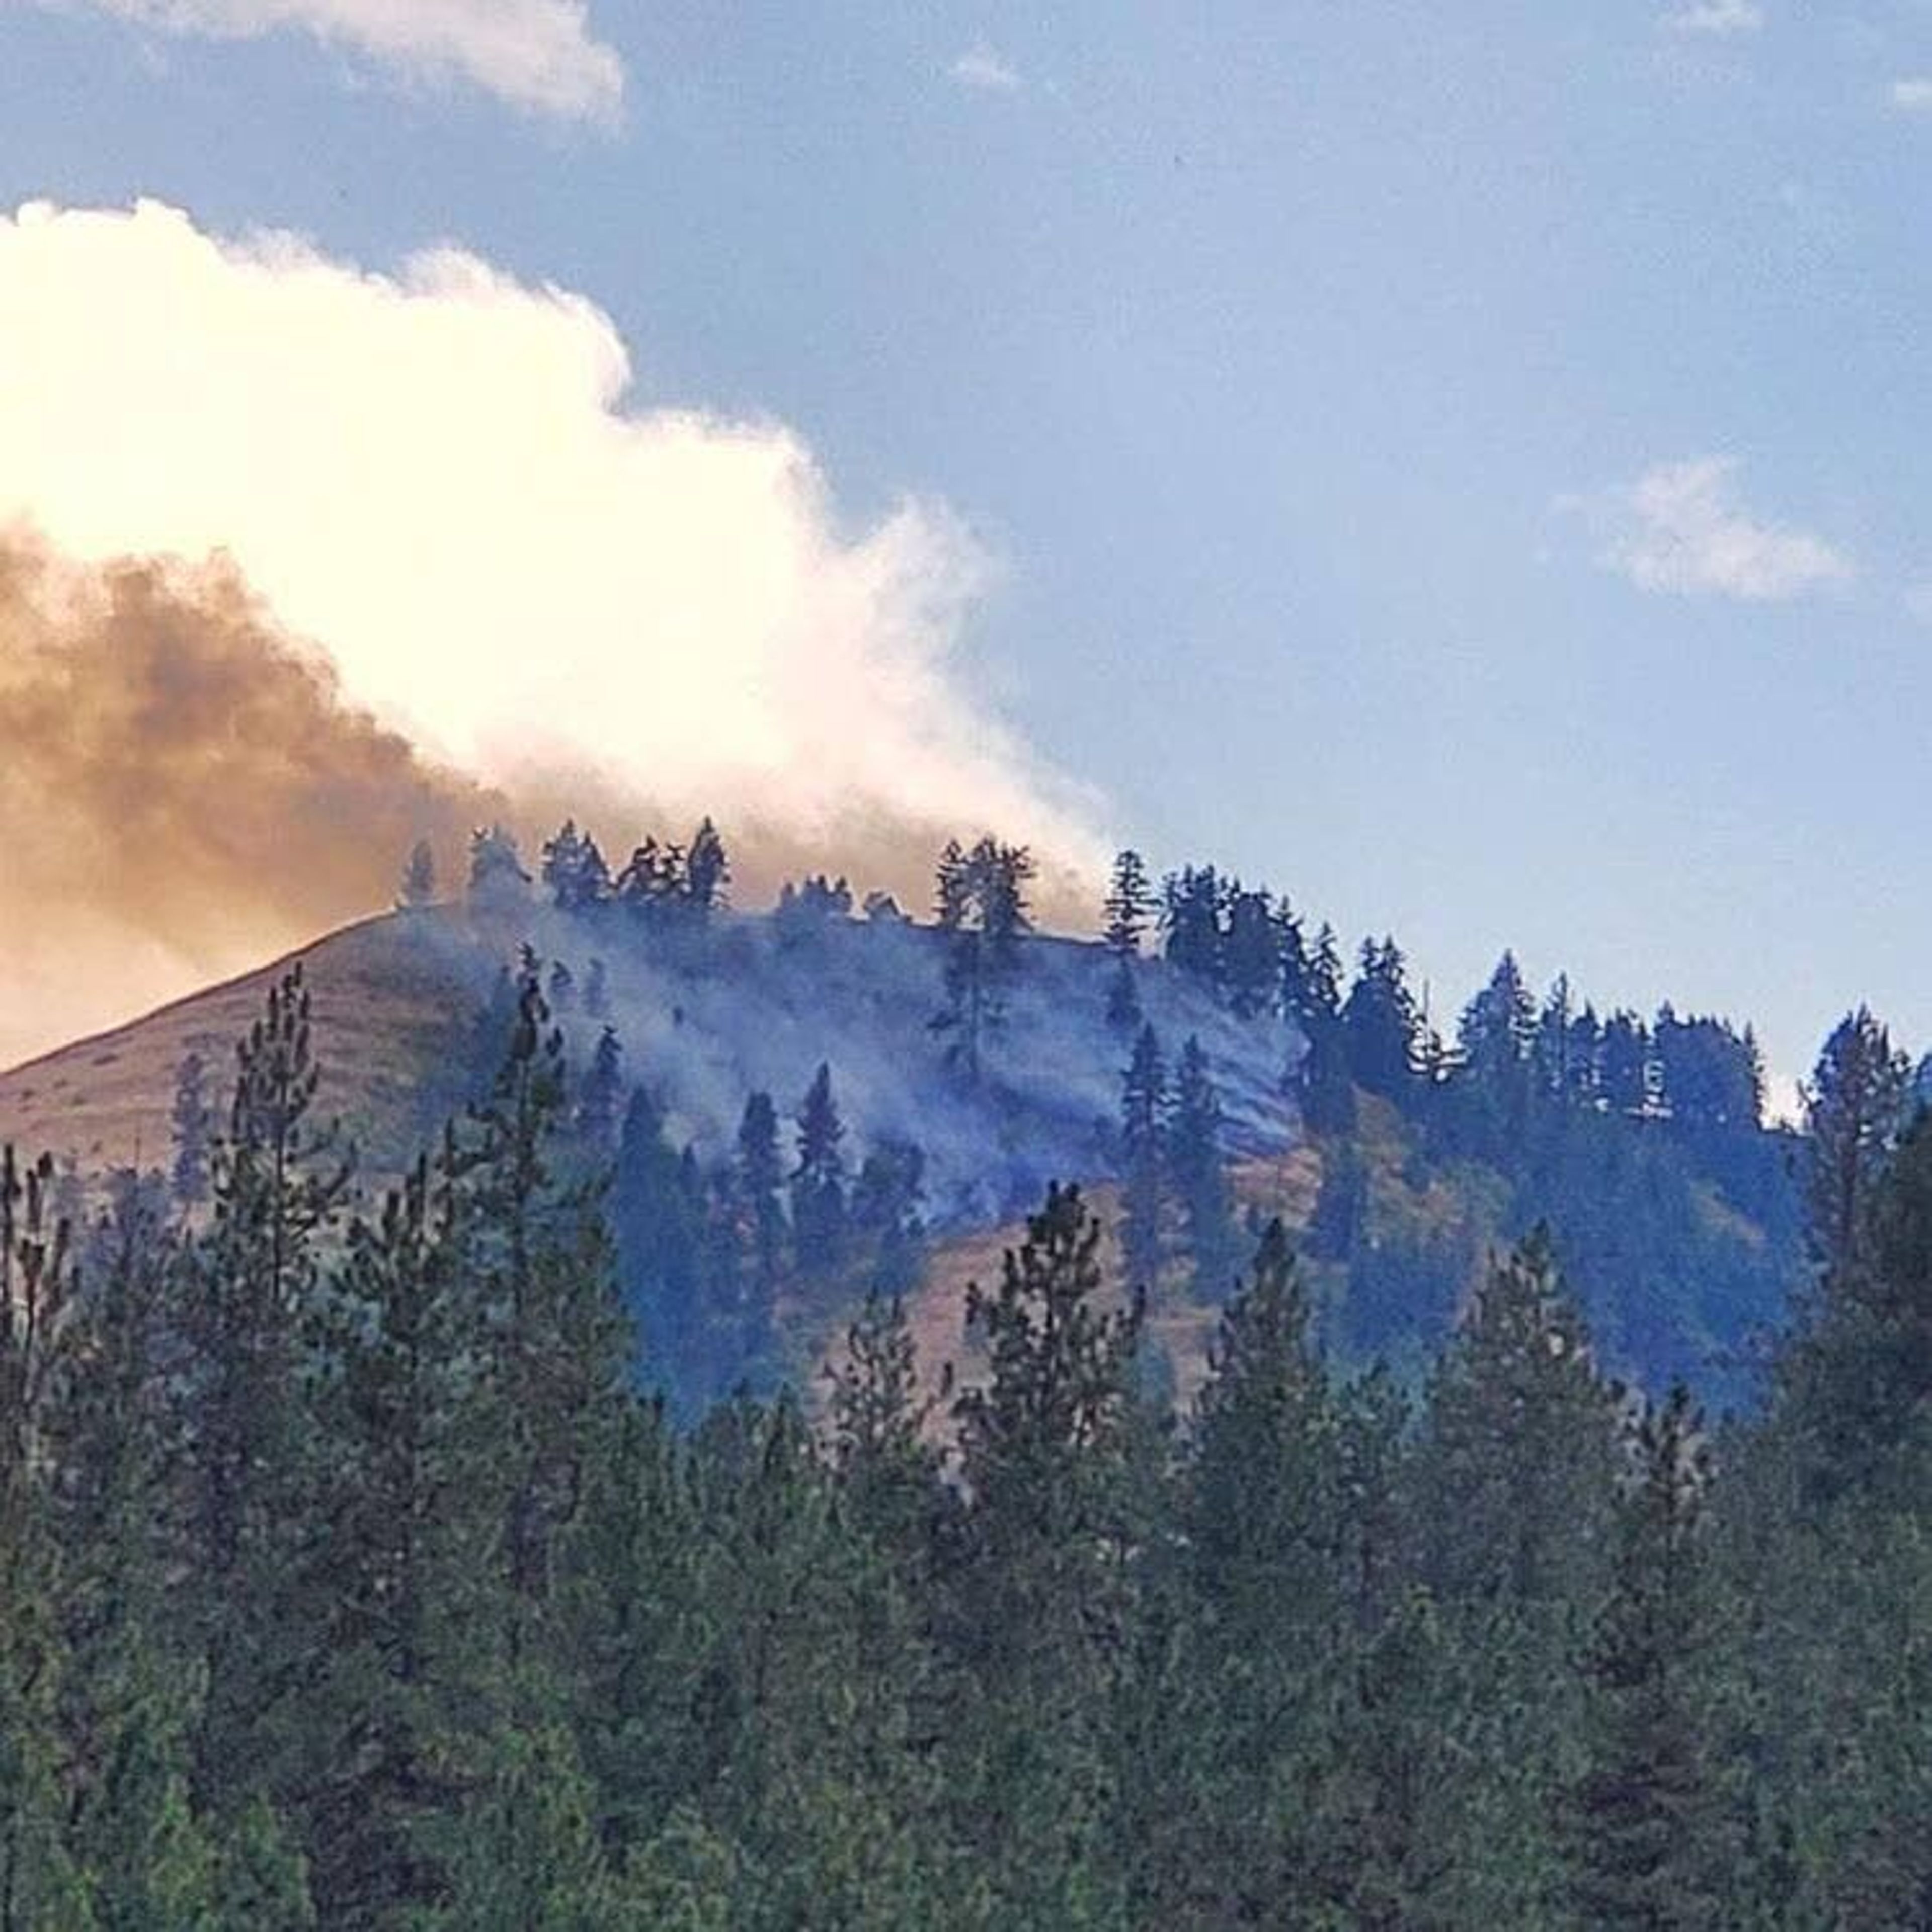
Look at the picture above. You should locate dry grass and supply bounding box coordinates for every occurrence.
[0,912,475,1182]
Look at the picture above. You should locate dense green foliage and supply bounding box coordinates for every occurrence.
[6,935,1926,1926]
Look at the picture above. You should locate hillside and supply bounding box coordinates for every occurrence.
[0,891,1807,1412]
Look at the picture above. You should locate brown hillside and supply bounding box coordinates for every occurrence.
[0,910,478,1180]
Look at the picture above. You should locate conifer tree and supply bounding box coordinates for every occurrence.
[1165,1221,1358,1920]
[615,837,687,920]
[735,1092,786,1339]
[613,1087,708,1412]
[1103,850,1153,1030]
[851,1139,927,1298]
[1415,1226,1620,1613]
[177,964,350,1816]
[42,1169,209,1928]
[1457,950,1537,1133]
[396,837,437,912]
[1190,1220,1337,1642]
[1159,865,1223,985]
[578,1025,625,1148]
[1275,902,1313,1025]
[1222,886,1279,1019]
[540,819,586,906]
[1600,1010,1655,1118]
[169,1048,212,1211]
[949,1185,1141,1924]
[684,817,730,914]
[1781,1107,1932,1496]
[417,1726,615,1931]
[1103,849,1154,962]
[1119,1024,1167,1298]
[1803,1005,1910,1278]
[791,1063,848,1282]
[1567,1383,1731,1929]
[930,836,1035,1079]
[298,1141,497,1924]
[539,819,612,913]
[467,824,532,910]
[1342,937,1420,1099]
[826,1289,945,1570]
[1533,974,1576,1100]
[0,1148,93,1932]
[570,961,601,1024]
[1168,1035,1237,1300]
[466,963,628,1651]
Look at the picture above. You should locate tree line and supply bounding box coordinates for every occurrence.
[3,959,1930,1924]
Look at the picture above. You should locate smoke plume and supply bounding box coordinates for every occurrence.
[0,532,506,1064]
[0,201,1111,1062]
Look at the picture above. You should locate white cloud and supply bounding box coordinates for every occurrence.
[1587,456,1850,602]
[0,200,1105,898]
[27,0,624,122]
[949,40,1021,92]
[1891,77,1932,112]
[1663,0,1763,34]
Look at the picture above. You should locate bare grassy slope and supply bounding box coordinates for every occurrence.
[0,900,1303,1231]
[0,909,487,1179]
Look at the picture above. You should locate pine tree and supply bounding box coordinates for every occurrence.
[177,964,351,1817]
[1342,937,1420,1099]
[735,1093,786,1348]
[396,838,437,912]
[1782,1108,1932,1494]
[540,819,585,906]
[1190,1220,1335,1636]
[0,1148,94,1932]
[578,1025,625,1148]
[684,817,730,914]
[1169,1221,1352,1920]
[791,1063,848,1282]
[851,1139,927,1298]
[209,1798,316,1929]
[1533,974,1576,1101]
[1415,1226,1620,1614]
[1118,1025,1166,1296]
[1160,866,1223,985]
[1803,1006,1910,1278]
[1600,1010,1655,1118]
[615,838,677,919]
[1567,1384,1731,1929]
[540,819,612,913]
[466,963,629,1652]
[1275,902,1313,1024]
[613,1088,708,1413]
[170,1049,212,1211]
[298,1142,497,1924]
[1103,851,1154,1028]
[420,1727,616,1930]
[1222,887,1279,1020]
[826,1289,944,1568]
[42,1169,211,1930]
[582,957,610,1021]
[949,1184,1141,1924]
[467,825,532,911]
[931,837,1035,1079]
[1103,850,1154,962]
[1168,1036,1237,1300]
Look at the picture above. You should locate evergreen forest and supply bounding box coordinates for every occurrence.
[0,827,1926,1927]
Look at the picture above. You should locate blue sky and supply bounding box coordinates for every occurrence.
[3,0,1931,1093]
